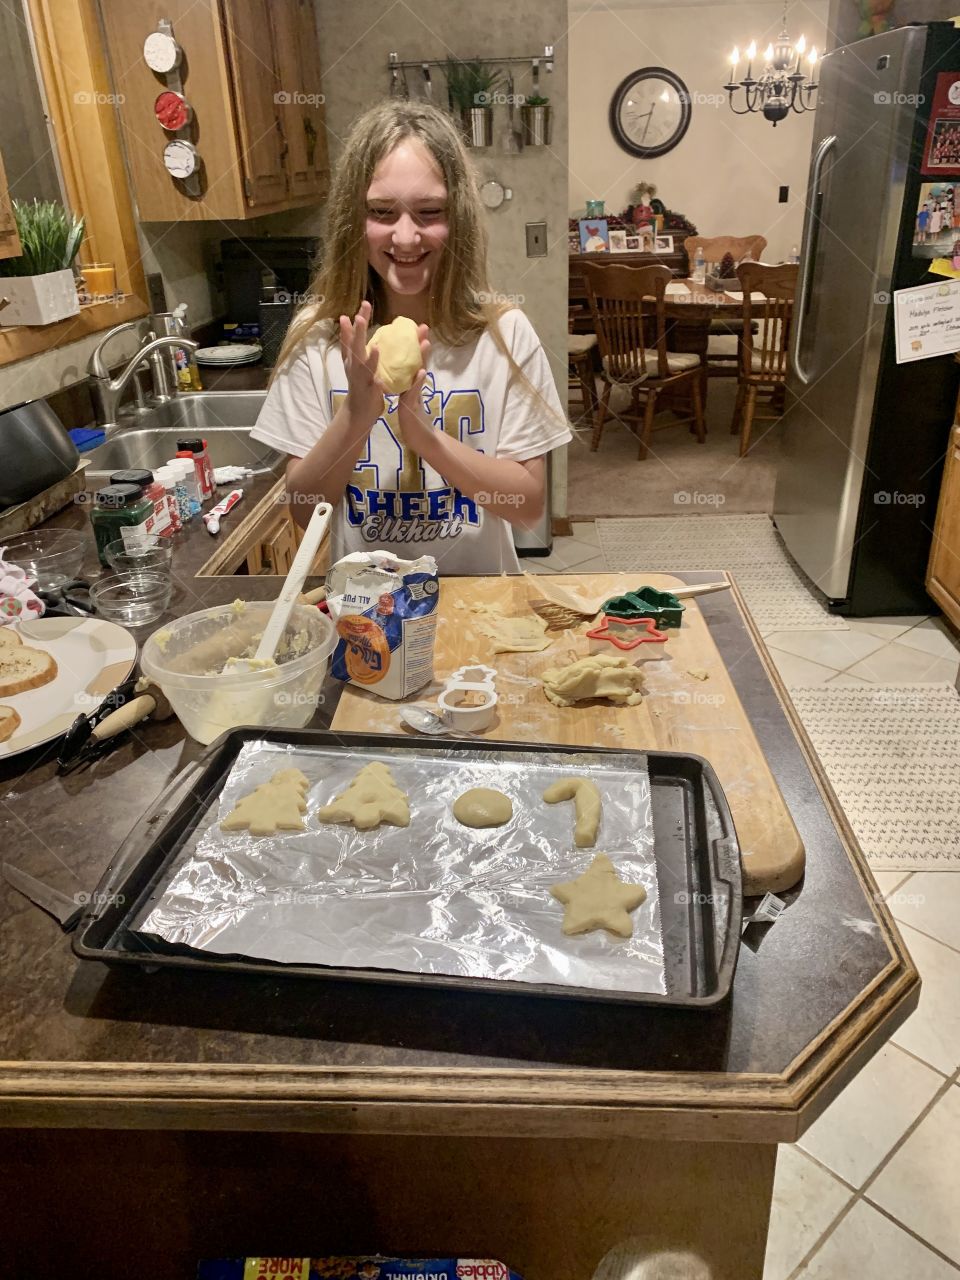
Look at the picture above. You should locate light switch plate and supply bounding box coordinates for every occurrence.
[525,222,547,257]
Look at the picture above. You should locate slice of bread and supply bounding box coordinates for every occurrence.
[0,645,57,696]
[0,628,23,649]
[0,705,21,743]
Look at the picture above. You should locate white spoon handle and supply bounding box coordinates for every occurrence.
[254,502,332,662]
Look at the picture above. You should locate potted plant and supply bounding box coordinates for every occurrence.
[520,93,552,147]
[0,199,84,327]
[445,58,503,148]
[705,250,740,292]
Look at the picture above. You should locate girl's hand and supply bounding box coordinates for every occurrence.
[396,324,433,447]
[339,300,387,430]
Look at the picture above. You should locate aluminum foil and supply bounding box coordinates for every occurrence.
[134,740,664,996]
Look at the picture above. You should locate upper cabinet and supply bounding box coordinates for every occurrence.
[102,0,328,221]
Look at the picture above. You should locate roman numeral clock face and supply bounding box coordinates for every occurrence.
[609,67,692,158]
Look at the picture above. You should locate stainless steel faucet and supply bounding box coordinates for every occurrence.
[87,321,198,431]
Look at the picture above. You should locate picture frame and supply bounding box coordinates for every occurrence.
[579,218,610,253]
[654,234,674,252]
[608,229,628,252]
[624,236,641,251]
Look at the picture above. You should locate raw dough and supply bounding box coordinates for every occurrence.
[366,315,422,394]
[316,761,410,830]
[453,786,513,828]
[541,655,644,707]
[687,667,710,681]
[543,777,602,847]
[471,603,551,653]
[550,853,647,938]
[220,767,309,835]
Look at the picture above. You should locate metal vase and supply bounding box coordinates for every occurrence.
[520,104,552,147]
[460,106,494,148]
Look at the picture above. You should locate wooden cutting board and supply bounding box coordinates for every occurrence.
[331,572,805,896]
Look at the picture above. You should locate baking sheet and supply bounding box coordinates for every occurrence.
[133,739,663,995]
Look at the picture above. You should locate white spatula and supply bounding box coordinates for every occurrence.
[225,501,332,673]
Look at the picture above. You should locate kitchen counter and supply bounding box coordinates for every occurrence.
[0,496,919,1276]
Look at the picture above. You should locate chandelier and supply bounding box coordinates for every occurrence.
[724,3,818,125]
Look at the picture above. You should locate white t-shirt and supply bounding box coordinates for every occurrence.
[250,308,571,574]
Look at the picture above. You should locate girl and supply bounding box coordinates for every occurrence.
[250,100,571,575]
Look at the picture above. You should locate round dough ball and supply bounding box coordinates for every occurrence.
[366,315,422,394]
[453,786,514,828]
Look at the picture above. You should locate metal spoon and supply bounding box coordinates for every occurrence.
[400,706,476,738]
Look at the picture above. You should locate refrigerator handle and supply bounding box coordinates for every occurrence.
[793,134,837,386]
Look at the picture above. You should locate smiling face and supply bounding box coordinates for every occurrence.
[365,139,449,320]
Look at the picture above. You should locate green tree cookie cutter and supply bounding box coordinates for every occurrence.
[601,586,686,628]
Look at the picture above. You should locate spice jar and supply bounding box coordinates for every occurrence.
[89,483,155,566]
[109,468,173,537]
[176,437,213,501]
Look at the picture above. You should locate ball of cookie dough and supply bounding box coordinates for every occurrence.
[366,315,422,394]
[452,786,513,828]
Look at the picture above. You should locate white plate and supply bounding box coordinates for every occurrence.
[194,344,262,366]
[0,616,138,758]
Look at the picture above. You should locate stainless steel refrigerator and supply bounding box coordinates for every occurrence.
[775,23,960,615]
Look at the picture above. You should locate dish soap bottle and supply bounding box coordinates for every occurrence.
[172,302,203,392]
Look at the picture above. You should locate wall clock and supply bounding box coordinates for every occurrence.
[609,67,692,158]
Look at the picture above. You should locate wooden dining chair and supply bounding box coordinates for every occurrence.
[684,234,769,379]
[567,305,599,426]
[581,260,706,460]
[730,261,798,456]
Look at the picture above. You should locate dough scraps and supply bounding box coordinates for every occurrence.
[220,767,310,835]
[550,853,647,938]
[542,777,602,847]
[470,603,551,653]
[541,655,644,707]
[316,761,411,830]
[452,786,513,828]
[687,668,710,681]
[366,315,422,394]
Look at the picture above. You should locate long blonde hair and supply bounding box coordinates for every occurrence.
[273,99,565,429]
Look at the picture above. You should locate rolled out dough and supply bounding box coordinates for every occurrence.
[550,853,647,938]
[452,786,513,828]
[543,777,602,847]
[220,767,310,835]
[471,603,552,653]
[316,761,411,830]
[541,655,644,707]
[366,315,422,394]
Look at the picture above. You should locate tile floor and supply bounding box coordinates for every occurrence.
[524,526,960,1279]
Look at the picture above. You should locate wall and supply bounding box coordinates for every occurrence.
[569,0,830,264]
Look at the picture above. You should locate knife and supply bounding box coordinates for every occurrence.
[2,863,84,931]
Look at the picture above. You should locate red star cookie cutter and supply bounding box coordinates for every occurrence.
[585,613,668,652]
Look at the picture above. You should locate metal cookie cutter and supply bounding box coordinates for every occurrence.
[437,663,498,732]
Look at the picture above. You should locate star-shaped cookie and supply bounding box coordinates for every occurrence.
[550,853,647,938]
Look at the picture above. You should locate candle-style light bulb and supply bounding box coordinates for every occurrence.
[795,34,807,54]
[764,43,775,62]
[746,40,757,60]
[808,46,818,69]
[730,45,740,66]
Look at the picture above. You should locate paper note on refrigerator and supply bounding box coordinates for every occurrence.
[893,279,960,363]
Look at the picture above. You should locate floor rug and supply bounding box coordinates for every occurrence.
[787,683,960,871]
[596,514,849,632]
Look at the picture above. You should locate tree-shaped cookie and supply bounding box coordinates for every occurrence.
[550,853,647,938]
[220,768,309,836]
[315,761,410,830]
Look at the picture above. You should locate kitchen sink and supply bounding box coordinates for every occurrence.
[85,392,282,477]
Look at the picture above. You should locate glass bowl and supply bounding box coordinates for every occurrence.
[2,528,87,591]
[104,536,174,576]
[89,571,172,627]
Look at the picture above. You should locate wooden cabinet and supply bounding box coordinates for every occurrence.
[927,419,960,631]
[0,150,22,261]
[197,479,329,577]
[101,0,328,221]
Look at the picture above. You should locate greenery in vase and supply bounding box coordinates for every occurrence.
[0,199,85,278]
[523,94,550,107]
[445,59,503,111]
[718,251,737,279]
